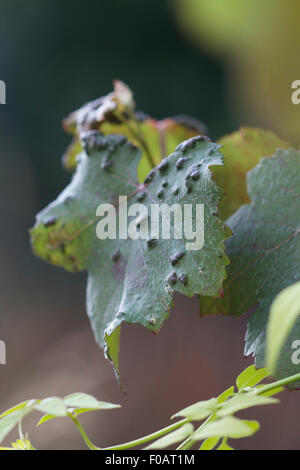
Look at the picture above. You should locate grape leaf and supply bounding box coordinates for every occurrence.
[62,80,206,182]
[201,149,300,387]
[213,127,289,220]
[31,132,230,381]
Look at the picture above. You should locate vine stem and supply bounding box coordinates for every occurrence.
[102,418,190,450]
[69,413,101,451]
[70,412,189,451]
[176,414,215,450]
[18,419,24,442]
[256,372,300,395]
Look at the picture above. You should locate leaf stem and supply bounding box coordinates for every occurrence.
[257,372,300,395]
[70,412,189,451]
[18,419,24,442]
[115,111,156,169]
[177,414,215,450]
[69,413,101,451]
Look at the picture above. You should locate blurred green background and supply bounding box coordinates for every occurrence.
[0,0,299,450]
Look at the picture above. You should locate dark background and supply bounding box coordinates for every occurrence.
[0,0,298,450]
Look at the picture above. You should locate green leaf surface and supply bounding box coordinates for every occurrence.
[217,394,278,417]
[172,398,218,421]
[31,133,230,377]
[144,423,194,450]
[199,437,220,450]
[63,393,120,413]
[37,414,56,426]
[0,400,37,419]
[217,438,234,450]
[236,365,269,391]
[34,398,68,417]
[11,437,35,450]
[255,385,283,397]
[37,394,120,424]
[0,413,25,445]
[266,282,300,373]
[201,149,300,387]
[194,417,260,440]
[217,386,235,403]
[0,402,36,444]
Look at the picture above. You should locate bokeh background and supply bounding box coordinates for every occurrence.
[0,0,299,450]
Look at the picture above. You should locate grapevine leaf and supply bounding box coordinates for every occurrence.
[214,127,289,220]
[31,133,230,379]
[144,423,194,450]
[201,149,300,387]
[266,282,300,373]
[62,81,206,182]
